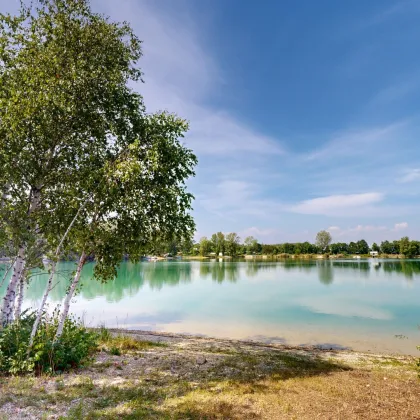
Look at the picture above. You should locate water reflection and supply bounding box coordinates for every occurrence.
[199,262,239,283]
[1,259,420,305]
[382,260,420,279]
[317,261,334,285]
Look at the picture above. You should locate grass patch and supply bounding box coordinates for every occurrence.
[98,330,167,355]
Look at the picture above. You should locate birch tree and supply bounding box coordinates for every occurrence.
[0,0,145,325]
[54,112,197,339]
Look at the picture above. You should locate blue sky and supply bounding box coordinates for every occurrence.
[3,0,420,244]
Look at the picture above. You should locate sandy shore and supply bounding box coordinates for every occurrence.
[1,329,419,419]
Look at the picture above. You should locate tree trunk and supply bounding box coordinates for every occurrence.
[1,188,41,323]
[28,198,89,348]
[0,187,41,326]
[55,251,86,340]
[0,247,26,325]
[13,270,26,321]
[28,261,57,348]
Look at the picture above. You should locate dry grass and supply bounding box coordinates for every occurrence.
[0,332,419,419]
[97,330,168,355]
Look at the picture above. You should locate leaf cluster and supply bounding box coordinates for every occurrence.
[0,309,97,374]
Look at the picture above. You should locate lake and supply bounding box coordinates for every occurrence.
[2,259,420,355]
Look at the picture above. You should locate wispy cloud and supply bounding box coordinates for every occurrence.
[326,222,409,242]
[393,222,409,231]
[97,0,284,158]
[291,193,384,216]
[327,224,387,235]
[305,122,406,162]
[90,0,419,241]
[239,227,278,240]
[198,180,284,221]
[399,168,420,183]
[369,0,420,26]
[368,78,420,108]
[199,180,255,217]
[186,112,285,156]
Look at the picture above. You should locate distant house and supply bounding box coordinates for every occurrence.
[369,251,379,257]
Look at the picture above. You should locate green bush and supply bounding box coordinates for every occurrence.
[0,310,98,375]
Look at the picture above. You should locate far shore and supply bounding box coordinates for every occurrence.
[184,253,419,260]
[1,254,419,265]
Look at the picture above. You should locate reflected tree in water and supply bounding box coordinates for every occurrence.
[282,259,316,273]
[198,262,239,283]
[145,263,192,290]
[382,260,420,280]
[212,262,238,283]
[4,259,420,306]
[317,261,334,285]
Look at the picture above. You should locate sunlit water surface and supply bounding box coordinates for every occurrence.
[1,259,420,355]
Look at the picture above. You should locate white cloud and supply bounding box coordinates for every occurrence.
[328,224,387,236]
[325,223,412,242]
[400,169,420,183]
[327,226,341,232]
[305,122,406,162]
[186,112,285,155]
[351,225,387,232]
[96,0,284,158]
[198,180,284,221]
[291,193,384,215]
[393,222,408,231]
[239,227,277,239]
[199,180,254,215]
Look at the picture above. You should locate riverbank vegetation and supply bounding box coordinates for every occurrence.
[153,231,420,259]
[0,330,419,419]
[0,311,97,375]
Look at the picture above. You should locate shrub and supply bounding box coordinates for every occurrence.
[0,310,98,375]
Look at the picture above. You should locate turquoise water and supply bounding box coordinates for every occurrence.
[2,259,420,354]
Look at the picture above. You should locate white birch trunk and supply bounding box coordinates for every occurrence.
[0,187,40,325]
[13,270,26,321]
[55,251,86,340]
[28,198,89,348]
[0,247,26,325]
[28,261,56,348]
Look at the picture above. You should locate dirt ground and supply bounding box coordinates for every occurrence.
[0,330,419,419]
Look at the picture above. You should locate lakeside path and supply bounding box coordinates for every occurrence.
[1,330,419,419]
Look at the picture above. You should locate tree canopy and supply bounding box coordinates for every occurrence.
[315,230,332,252]
[0,0,197,327]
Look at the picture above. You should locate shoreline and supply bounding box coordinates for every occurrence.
[106,328,419,359]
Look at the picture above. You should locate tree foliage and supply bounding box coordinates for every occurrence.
[315,230,332,252]
[211,232,225,255]
[225,232,241,256]
[0,0,197,329]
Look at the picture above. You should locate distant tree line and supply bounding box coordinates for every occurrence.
[142,230,420,259]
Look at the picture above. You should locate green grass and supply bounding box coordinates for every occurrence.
[98,332,167,355]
